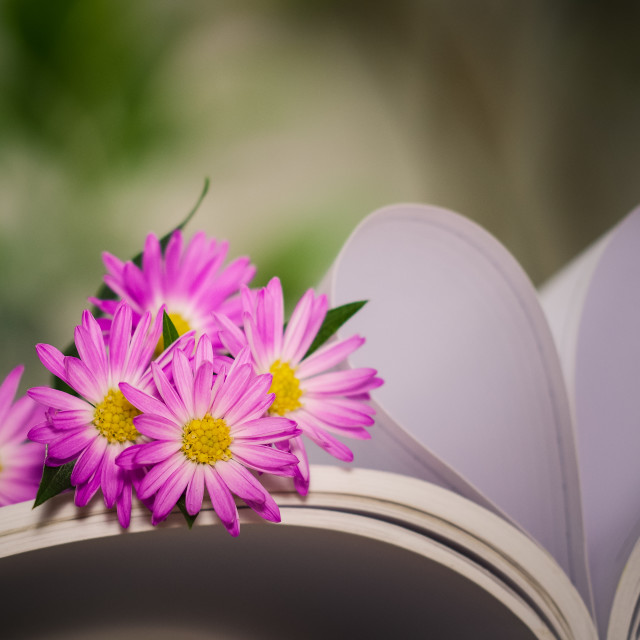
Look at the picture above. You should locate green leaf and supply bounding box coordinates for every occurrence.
[177,493,198,529]
[94,177,210,302]
[304,300,368,358]
[33,460,75,507]
[162,310,180,350]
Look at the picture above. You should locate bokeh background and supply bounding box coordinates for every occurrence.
[2,0,640,390]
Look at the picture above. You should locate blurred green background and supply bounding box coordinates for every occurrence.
[2,0,640,390]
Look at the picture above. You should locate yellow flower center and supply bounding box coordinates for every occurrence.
[268,360,303,415]
[93,389,141,444]
[181,414,233,465]
[155,312,192,356]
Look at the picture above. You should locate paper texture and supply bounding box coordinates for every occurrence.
[541,206,640,636]
[317,203,590,604]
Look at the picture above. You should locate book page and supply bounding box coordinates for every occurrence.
[540,206,640,637]
[539,230,613,407]
[607,533,640,640]
[0,467,596,640]
[0,507,538,639]
[317,203,591,605]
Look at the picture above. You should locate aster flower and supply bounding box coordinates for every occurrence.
[215,277,383,495]
[116,339,300,535]
[0,366,46,506]
[90,229,255,352]
[27,302,192,527]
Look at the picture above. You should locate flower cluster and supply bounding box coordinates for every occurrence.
[3,207,381,536]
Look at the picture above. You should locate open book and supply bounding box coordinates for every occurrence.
[0,203,637,639]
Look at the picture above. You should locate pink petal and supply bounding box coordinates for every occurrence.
[35,345,68,386]
[206,254,254,304]
[244,488,281,523]
[142,233,163,296]
[3,394,45,442]
[295,335,364,379]
[138,452,185,500]
[153,330,195,374]
[51,408,93,431]
[185,464,205,515]
[122,310,156,380]
[264,277,284,360]
[163,230,183,284]
[242,314,269,371]
[132,439,181,466]
[290,293,328,366]
[232,416,299,443]
[230,443,298,476]
[115,444,145,470]
[0,365,23,423]
[152,363,189,424]
[65,357,103,402]
[151,465,192,524]
[215,459,266,504]
[193,361,214,417]
[78,311,108,376]
[28,420,58,444]
[213,312,246,357]
[172,350,195,416]
[133,413,181,440]
[295,411,354,462]
[137,309,164,369]
[194,334,214,370]
[75,467,103,507]
[48,428,96,462]
[72,436,108,485]
[289,435,310,496]
[222,373,273,426]
[119,382,176,423]
[302,396,375,427]
[204,467,239,536]
[101,446,120,508]
[208,366,227,414]
[102,251,125,281]
[281,289,314,363]
[302,368,379,395]
[340,375,384,397]
[254,288,272,357]
[211,364,252,417]
[116,481,132,528]
[120,262,148,310]
[108,302,133,379]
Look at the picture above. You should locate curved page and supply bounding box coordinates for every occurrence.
[542,207,640,637]
[0,468,595,640]
[540,228,614,406]
[319,203,589,604]
[607,533,640,640]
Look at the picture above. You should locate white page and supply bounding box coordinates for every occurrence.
[540,206,640,637]
[540,229,613,408]
[317,203,590,605]
[607,533,640,640]
[0,468,596,640]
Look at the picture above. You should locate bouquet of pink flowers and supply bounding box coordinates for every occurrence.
[1,182,382,536]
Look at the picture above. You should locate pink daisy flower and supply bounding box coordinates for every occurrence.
[215,277,383,495]
[90,229,255,352]
[0,366,46,506]
[27,302,192,527]
[116,339,300,535]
